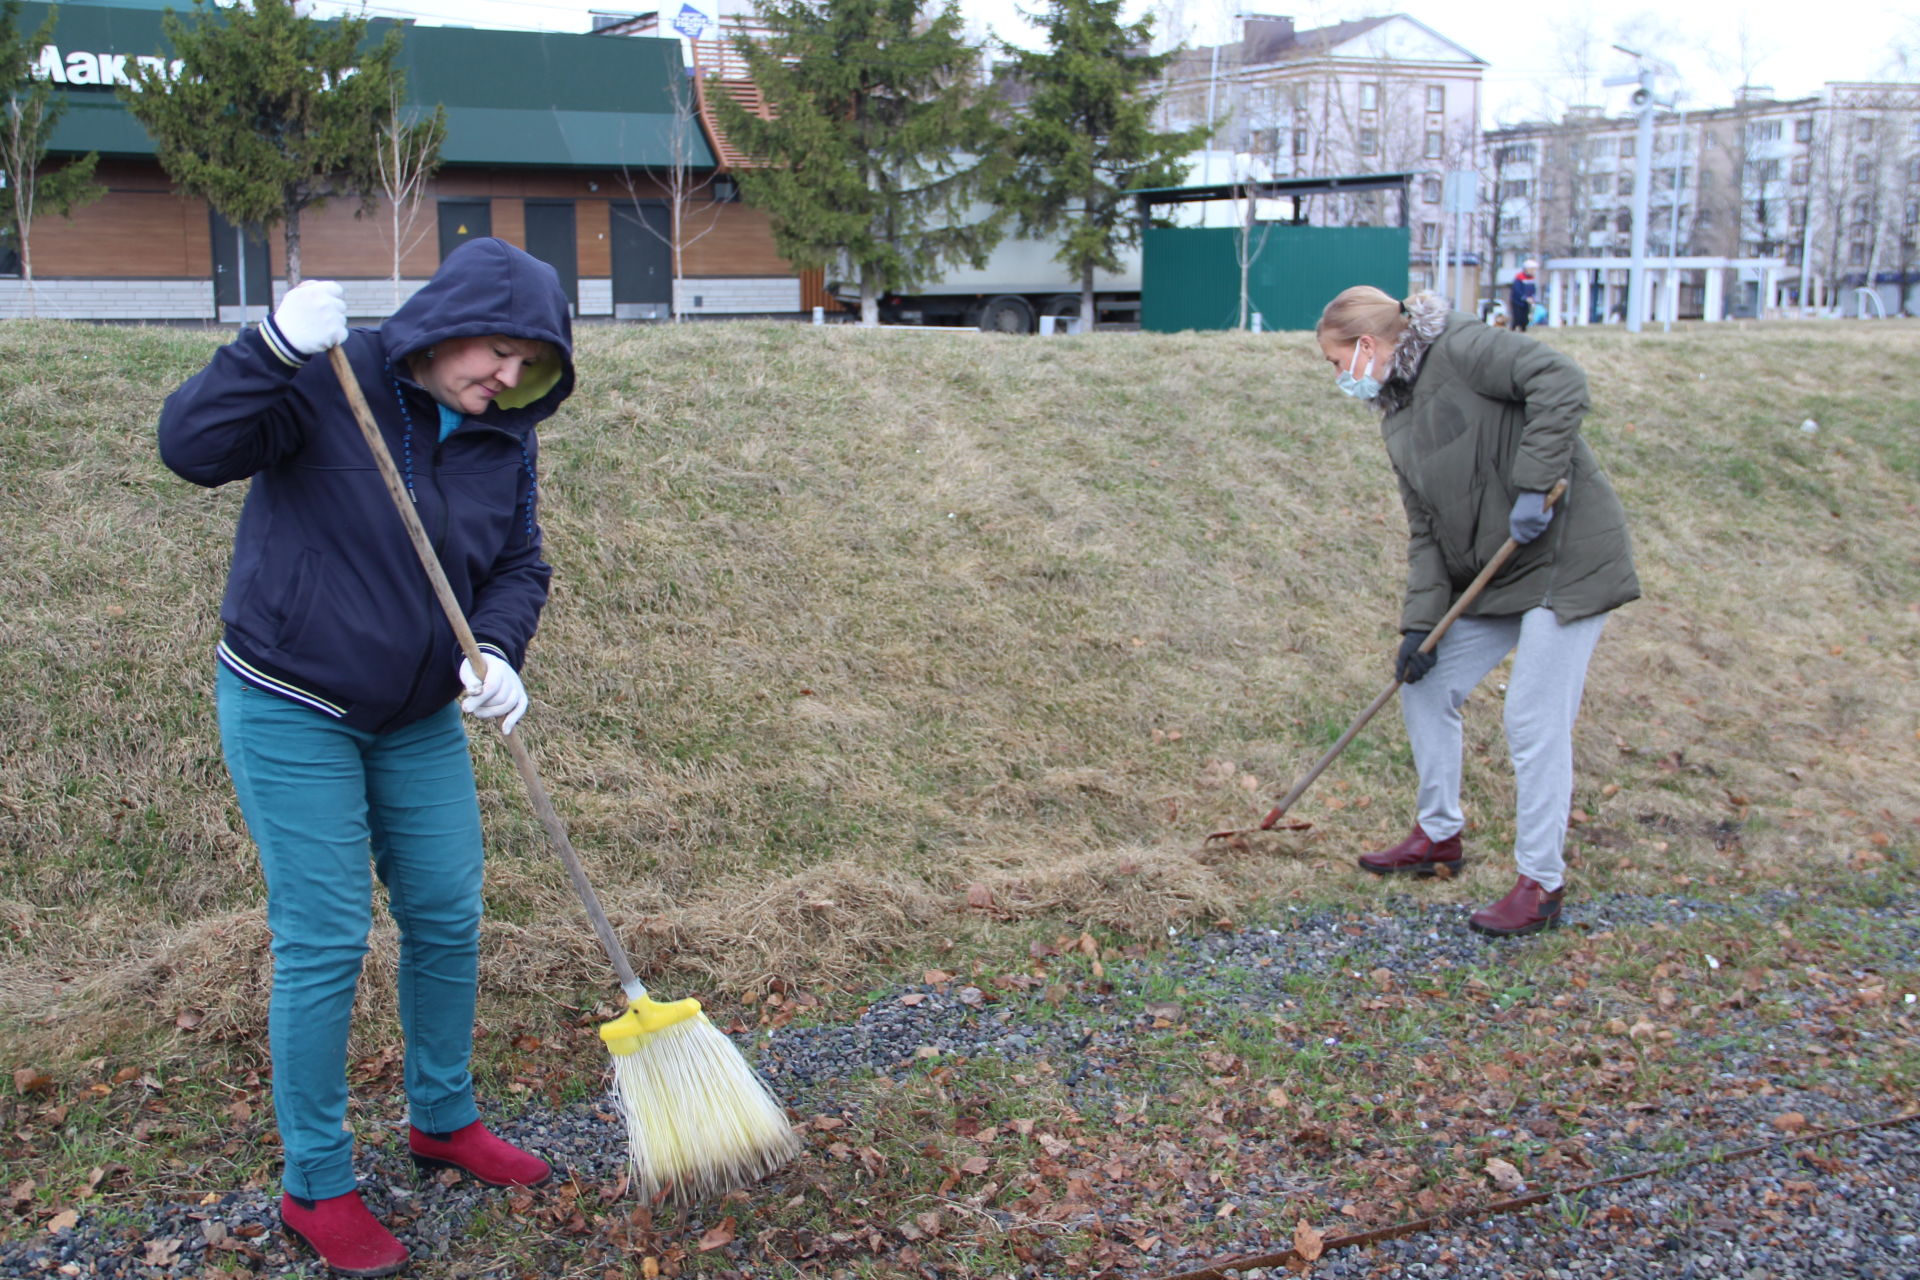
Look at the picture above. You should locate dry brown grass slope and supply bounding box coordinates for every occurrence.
[2,319,1917,1058]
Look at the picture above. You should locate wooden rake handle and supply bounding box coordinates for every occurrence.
[1235,478,1569,835]
[328,347,643,994]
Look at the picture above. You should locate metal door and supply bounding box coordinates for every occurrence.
[611,201,671,320]
[210,211,271,324]
[524,201,578,312]
[438,199,492,261]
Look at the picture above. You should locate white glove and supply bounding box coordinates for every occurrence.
[458,654,529,735]
[271,280,348,356]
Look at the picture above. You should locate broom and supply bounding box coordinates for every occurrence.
[327,347,802,1201]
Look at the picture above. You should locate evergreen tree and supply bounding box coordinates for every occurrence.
[119,0,405,284]
[716,0,1006,326]
[0,0,104,314]
[1003,0,1203,330]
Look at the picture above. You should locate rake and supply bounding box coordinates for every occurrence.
[1208,480,1567,844]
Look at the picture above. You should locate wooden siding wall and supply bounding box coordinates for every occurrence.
[682,202,795,278]
[27,160,210,278]
[25,163,806,286]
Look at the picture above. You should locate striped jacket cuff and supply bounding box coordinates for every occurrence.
[258,314,309,368]
[462,642,513,674]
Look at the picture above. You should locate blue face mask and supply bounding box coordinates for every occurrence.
[1336,343,1381,400]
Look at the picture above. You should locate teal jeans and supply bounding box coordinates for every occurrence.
[217,664,484,1199]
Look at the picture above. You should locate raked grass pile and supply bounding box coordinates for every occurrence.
[1,318,1917,1062]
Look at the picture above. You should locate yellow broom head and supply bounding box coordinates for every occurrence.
[598,997,802,1202]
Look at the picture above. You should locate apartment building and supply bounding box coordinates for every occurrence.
[1485,83,1920,318]
[1151,13,1485,291]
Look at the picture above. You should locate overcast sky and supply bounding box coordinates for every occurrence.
[316,0,1920,124]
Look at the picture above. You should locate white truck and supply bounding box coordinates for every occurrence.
[831,232,1145,333]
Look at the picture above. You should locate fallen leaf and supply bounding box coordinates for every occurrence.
[226,1099,252,1123]
[46,1209,78,1233]
[143,1238,182,1267]
[174,1010,205,1032]
[1771,1112,1809,1133]
[899,993,926,1006]
[641,1258,661,1279]
[1293,1218,1325,1262]
[697,1216,737,1251]
[12,1068,51,1095]
[965,882,995,910]
[959,1155,991,1175]
[1484,1157,1525,1194]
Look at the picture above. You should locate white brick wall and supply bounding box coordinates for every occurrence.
[0,274,718,322]
[674,277,803,315]
[0,278,213,321]
[340,278,428,318]
[579,278,612,317]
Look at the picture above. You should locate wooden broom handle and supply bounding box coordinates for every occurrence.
[328,347,642,993]
[1256,478,1568,829]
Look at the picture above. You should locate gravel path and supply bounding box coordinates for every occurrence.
[1288,1092,1920,1280]
[5,888,1914,1278]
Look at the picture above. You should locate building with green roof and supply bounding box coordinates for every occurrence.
[3,1,808,321]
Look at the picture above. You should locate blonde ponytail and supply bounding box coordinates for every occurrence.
[1316,285,1412,345]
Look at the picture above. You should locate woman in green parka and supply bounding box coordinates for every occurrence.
[1315,285,1639,936]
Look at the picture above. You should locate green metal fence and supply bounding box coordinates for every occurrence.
[1141,224,1410,332]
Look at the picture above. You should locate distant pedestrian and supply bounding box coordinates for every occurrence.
[1509,258,1539,332]
[158,238,574,1276]
[1313,285,1639,937]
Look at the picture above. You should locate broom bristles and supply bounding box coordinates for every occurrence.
[608,1011,802,1202]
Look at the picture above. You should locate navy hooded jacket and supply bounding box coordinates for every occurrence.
[158,237,575,733]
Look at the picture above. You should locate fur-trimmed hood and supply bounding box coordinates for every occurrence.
[1375,291,1450,415]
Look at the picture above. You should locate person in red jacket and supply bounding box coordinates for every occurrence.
[159,239,573,1276]
[1508,259,1539,332]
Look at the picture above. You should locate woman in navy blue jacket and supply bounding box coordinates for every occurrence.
[160,238,573,1277]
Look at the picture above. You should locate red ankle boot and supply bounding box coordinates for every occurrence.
[1469,875,1565,937]
[281,1191,409,1277]
[409,1120,552,1187]
[1358,823,1464,876]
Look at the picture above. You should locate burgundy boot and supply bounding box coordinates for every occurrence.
[1358,823,1463,876]
[281,1191,409,1278]
[1469,875,1565,937]
[409,1120,552,1187]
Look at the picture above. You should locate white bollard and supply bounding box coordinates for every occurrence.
[1039,315,1057,336]
[812,306,824,326]
[1251,311,1264,333]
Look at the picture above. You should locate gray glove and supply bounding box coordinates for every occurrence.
[1508,490,1553,544]
[1396,630,1435,684]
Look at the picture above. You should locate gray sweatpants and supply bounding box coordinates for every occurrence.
[1400,606,1608,891]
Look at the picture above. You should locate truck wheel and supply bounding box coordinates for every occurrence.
[1041,294,1080,320]
[977,295,1035,334]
